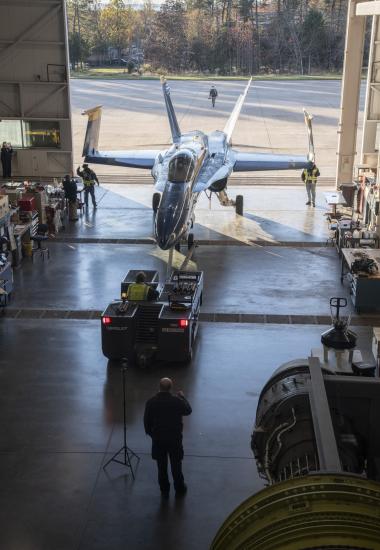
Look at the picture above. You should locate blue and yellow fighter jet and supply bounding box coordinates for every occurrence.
[82,78,314,251]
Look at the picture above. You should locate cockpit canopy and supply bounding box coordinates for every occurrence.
[168,150,195,183]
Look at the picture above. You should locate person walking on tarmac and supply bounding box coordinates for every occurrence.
[76,163,99,210]
[209,85,218,108]
[126,271,159,301]
[144,377,192,498]
[301,162,320,207]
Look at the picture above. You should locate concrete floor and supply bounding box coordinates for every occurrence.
[0,320,374,550]
[2,183,379,550]
[10,242,349,315]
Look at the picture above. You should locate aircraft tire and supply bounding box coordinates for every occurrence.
[236,194,243,216]
[152,192,161,213]
[188,233,194,250]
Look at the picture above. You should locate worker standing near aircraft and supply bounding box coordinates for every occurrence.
[302,162,320,207]
[126,271,159,301]
[76,163,99,210]
[209,85,218,108]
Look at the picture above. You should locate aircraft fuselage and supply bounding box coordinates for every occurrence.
[153,130,234,250]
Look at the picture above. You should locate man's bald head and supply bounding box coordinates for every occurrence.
[159,378,173,392]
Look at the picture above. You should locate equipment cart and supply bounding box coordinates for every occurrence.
[101,269,203,366]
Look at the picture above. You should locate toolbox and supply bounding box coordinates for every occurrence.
[18,195,36,212]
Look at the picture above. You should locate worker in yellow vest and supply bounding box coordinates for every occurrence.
[301,163,320,207]
[126,272,159,301]
[76,163,99,210]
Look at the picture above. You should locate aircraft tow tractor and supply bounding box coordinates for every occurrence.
[101,269,203,366]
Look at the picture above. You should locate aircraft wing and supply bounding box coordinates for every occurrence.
[233,151,311,172]
[233,109,315,171]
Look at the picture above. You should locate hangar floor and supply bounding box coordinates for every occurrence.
[1,182,379,549]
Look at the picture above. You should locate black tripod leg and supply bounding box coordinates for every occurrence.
[102,363,140,476]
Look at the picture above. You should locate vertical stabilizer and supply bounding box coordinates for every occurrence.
[161,77,181,144]
[82,106,102,157]
[223,77,252,143]
[303,109,315,163]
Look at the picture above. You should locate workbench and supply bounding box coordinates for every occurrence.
[341,248,380,312]
[324,191,347,217]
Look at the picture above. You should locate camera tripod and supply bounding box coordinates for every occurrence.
[103,362,140,478]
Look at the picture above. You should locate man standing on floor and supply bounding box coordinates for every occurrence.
[301,162,320,207]
[62,174,78,221]
[144,377,192,498]
[1,142,13,178]
[76,163,99,210]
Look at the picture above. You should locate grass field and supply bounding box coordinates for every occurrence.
[70,67,343,81]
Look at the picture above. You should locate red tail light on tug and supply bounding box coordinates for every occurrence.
[179,319,189,328]
[102,316,112,325]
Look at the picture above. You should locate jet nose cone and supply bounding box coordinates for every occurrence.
[155,202,184,250]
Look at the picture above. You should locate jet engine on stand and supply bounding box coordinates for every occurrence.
[211,298,380,550]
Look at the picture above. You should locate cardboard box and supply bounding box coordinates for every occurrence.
[5,188,23,206]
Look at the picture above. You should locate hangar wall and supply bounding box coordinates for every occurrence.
[0,0,73,179]
[336,0,367,186]
[361,13,380,172]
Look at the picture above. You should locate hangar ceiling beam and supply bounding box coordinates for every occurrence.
[24,84,67,117]
[0,4,61,65]
[336,0,367,187]
[0,0,61,5]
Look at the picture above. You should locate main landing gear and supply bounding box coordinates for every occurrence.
[215,190,244,216]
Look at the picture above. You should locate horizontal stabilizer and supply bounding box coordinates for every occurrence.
[161,77,181,143]
[82,106,102,157]
[224,77,252,143]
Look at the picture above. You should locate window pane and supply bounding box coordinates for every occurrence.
[0,120,23,148]
[23,121,61,148]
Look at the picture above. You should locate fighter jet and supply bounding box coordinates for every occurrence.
[82,78,314,251]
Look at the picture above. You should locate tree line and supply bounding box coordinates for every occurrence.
[67,0,349,75]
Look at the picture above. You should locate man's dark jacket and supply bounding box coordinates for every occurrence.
[1,146,13,164]
[62,177,77,202]
[144,392,192,441]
